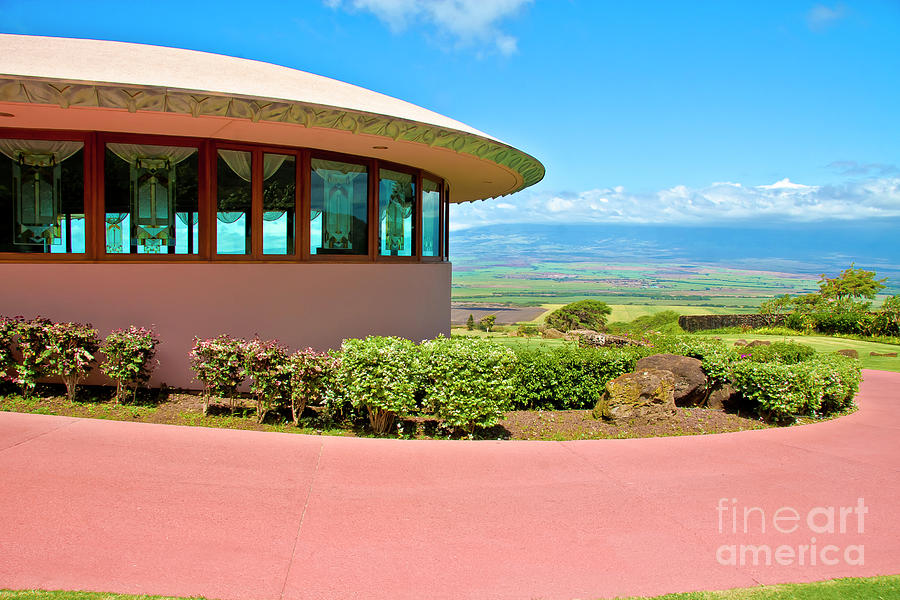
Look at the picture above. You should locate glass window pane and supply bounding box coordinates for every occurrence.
[217,150,252,255]
[310,158,368,255]
[0,139,85,253]
[263,153,295,255]
[379,168,415,257]
[422,178,440,257]
[105,144,198,255]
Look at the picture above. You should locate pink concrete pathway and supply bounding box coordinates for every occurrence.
[1,370,898,600]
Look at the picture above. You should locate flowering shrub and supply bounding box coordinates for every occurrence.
[14,317,54,398]
[289,348,339,425]
[46,321,100,402]
[422,336,517,433]
[0,316,20,384]
[100,326,159,403]
[338,336,422,434]
[189,334,246,414]
[244,337,290,423]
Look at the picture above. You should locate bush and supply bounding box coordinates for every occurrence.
[288,348,340,425]
[46,321,100,402]
[740,341,816,364]
[0,316,20,385]
[730,354,860,423]
[511,345,643,410]
[189,334,245,413]
[244,337,291,423]
[421,336,517,433]
[545,300,612,332]
[14,317,54,398]
[101,326,159,403]
[338,336,422,434]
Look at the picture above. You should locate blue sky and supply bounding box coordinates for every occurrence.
[3,0,898,230]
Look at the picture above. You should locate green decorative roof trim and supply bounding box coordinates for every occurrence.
[0,77,545,196]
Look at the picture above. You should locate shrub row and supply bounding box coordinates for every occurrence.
[0,316,158,402]
[189,334,518,434]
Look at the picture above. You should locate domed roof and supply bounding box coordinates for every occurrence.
[0,34,544,202]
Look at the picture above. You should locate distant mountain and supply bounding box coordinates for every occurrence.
[450,221,900,292]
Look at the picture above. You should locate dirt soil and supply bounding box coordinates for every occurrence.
[0,384,773,441]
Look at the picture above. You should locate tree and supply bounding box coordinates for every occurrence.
[466,314,475,331]
[479,315,496,332]
[545,300,612,332]
[818,263,886,302]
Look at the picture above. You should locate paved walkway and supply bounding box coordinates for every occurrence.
[0,370,898,600]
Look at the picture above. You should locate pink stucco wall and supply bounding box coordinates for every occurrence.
[0,262,451,389]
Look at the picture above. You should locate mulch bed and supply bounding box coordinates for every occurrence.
[0,383,773,441]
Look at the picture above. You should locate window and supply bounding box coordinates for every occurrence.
[310,158,368,256]
[217,149,252,255]
[104,143,199,254]
[0,138,85,254]
[378,168,415,257]
[263,153,296,255]
[422,178,440,257]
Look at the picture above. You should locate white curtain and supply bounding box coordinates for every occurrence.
[220,150,288,182]
[312,159,365,247]
[107,143,196,166]
[0,139,83,164]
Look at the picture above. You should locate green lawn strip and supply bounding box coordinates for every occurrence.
[4,575,899,600]
[610,574,900,599]
[699,333,900,373]
[0,592,204,600]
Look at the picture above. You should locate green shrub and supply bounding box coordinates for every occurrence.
[729,354,860,423]
[244,337,291,423]
[511,345,643,410]
[516,323,540,336]
[338,336,422,434]
[189,334,246,413]
[421,336,517,433]
[740,341,816,364]
[0,316,19,384]
[101,326,159,404]
[14,317,54,398]
[288,348,339,425]
[545,300,612,332]
[46,321,100,402]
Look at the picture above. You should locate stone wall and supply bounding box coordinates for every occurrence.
[678,313,786,332]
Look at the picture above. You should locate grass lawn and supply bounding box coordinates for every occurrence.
[700,333,900,373]
[3,575,899,599]
[517,303,749,326]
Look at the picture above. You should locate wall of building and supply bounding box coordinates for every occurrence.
[0,262,451,388]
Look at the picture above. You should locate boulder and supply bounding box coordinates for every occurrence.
[870,351,898,357]
[707,382,739,410]
[836,349,859,359]
[593,369,676,423]
[541,327,565,339]
[635,353,708,406]
[733,339,748,347]
[747,340,771,347]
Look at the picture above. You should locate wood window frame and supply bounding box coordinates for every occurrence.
[0,127,449,265]
[212,141,302,262]
[375,159,420,263]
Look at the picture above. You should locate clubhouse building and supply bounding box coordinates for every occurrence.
[0,34,543,386]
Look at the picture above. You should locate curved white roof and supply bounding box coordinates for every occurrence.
[0,34,544,202]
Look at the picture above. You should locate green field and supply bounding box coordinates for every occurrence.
[514,303,747,326]
[452,261,819,308]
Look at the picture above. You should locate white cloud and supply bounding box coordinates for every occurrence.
[449,176,900,230]
[807,3,847,31]
[325,0,531,55]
